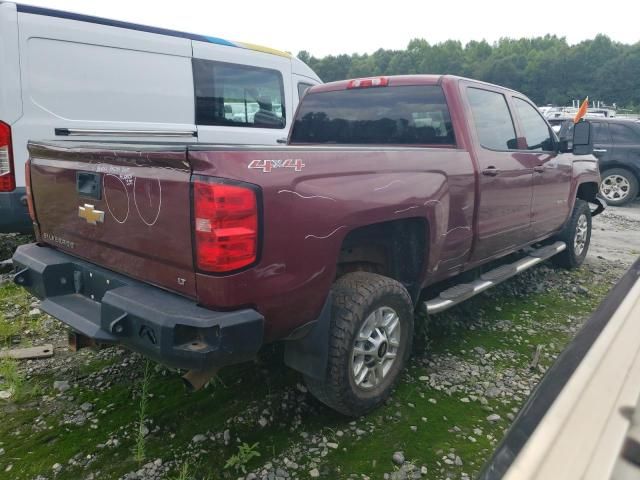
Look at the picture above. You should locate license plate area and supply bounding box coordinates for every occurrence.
[76,171,102,200]
[73,267,124,302]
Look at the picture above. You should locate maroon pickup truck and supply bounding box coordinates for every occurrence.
[13,75,605,416]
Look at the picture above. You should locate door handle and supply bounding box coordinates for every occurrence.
[276,138,287,144]
[533,165,545,173]
[482,166,500,177]
[593,148,607,153]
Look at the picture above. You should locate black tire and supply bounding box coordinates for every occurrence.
[551,199,592,269]
[600,168,639,206]
[304,272,414,417]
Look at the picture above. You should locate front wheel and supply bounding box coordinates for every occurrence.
[551,199,592,269]
[304,272,414,417]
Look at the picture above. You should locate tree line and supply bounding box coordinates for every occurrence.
[298,35,640,111]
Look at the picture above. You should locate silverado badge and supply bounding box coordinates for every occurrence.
[78,204,105,225]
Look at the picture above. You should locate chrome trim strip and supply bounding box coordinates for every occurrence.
[55,128,197,138]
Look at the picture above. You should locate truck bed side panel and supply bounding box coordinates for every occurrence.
[189,146,475,341]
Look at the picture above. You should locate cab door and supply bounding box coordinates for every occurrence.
[464,85,535,262]
[511,96,572,238]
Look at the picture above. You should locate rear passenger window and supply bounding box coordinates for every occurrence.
[193,59,285,129]
[467,88,517,150]
[290,85,455,145]
[592,122,610,144]
[609,123,640,144]
[513,97,553,151]
[298,83,314,99]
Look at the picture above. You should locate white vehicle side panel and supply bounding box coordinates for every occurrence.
[12,12,196,186]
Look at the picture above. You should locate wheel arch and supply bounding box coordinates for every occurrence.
[284,217,429,382]
[335,217,429,304]
[599,162,640,183]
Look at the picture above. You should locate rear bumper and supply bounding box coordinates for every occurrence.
[0,188,32,233]
[12,243,264,370]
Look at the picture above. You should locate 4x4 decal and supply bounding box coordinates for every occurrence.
[248,159,305,173]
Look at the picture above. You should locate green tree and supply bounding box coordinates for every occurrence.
[297,34,640,109]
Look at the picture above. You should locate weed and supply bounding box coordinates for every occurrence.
[0,313,19,346]
[0,357,23,400]
[134,360,152,464]
[205,375,227,390]
[224,442,261,474]
[173,462,193,480]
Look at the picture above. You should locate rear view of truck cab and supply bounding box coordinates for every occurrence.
[0,3,30,233]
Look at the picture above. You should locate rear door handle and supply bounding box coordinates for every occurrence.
[276,138,287,144]
[533,165,545,173]
[482,166,500,177]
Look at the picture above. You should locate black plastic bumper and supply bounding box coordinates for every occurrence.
[0,188,32,233]
[12,243,264,370]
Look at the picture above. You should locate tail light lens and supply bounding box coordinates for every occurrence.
[0,121,16,192]
[193,178,259,273]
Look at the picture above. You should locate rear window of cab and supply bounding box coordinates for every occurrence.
[290,85,455,146]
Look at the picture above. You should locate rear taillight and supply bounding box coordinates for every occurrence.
[193,178,259,273]
[347,77,389,89]
[0,121,16,192]
[25,159,36,221]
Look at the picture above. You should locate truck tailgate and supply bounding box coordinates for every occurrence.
[28,142,196,297]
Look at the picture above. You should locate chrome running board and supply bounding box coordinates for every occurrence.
[424,241,567,314]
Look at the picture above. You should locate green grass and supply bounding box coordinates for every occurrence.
[0,358,24,400]
[134,360,152,464]
[0,261,621,479]
[0,313,19,347]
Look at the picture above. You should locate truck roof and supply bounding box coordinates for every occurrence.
[309,74,524,96]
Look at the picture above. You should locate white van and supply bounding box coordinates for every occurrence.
[0,2,321,232]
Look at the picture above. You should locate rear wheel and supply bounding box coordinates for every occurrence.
[600,168,639,206]
[551,199,592,269]
[304,272,413,417]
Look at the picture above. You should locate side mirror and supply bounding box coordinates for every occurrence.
[572,121,593,155]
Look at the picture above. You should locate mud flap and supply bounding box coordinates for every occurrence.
[283,293,333,380]
[590,194,607,217]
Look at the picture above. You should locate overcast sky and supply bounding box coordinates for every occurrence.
[20,0,639,57]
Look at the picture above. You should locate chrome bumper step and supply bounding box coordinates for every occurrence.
[424,241,567,314]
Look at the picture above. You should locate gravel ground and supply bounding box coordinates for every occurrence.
[0,201,638,480]
[590,198,640,266]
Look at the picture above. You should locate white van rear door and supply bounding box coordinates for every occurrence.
[192,42,292,145]
[13,10,197,187]
[0,3,22,126]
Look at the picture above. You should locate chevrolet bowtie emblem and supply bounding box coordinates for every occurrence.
[78,204,105,225]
